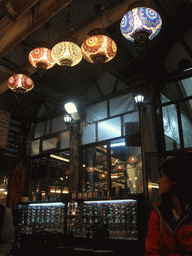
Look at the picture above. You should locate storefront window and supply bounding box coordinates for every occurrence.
[82,138,143,196]
[110,138,143,194]
[98,117,121,141]
[29,150,70,201]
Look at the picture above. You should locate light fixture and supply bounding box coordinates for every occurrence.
[64,114,72,129]
[51,39,82,67]
[120,1,162,45]
[134,94,145,104]
[81,28,117,64]
[50,154,70,162]
[64,102,78,114]
[64,102,81,120]
[7,74,34,93]
[28,47,56,71]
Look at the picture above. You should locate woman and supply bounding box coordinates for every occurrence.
[144,156,192,256]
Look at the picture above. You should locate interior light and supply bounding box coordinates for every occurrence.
[50,154,70,162]
[84,199,136,204]
[29,202,64,207]
[150,183,159,189]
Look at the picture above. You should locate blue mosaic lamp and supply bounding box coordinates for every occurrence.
[120,2,162,45]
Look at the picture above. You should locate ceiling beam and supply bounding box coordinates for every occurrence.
[0,0,72,58]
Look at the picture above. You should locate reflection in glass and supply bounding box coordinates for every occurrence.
[82,139,143,195]
[181,99,192,148]
[98,117,121,141]
[29,150,70,201]
[162,105,180,150]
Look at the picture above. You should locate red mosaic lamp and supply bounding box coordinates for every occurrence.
[7,74,34,94]
[28,47,55,75]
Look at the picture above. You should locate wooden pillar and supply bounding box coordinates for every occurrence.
[68,121,81,194]
[7,122,31,214]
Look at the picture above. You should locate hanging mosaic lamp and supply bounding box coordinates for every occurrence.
[51,39,82,67]
[81,28,117,64]
[28,47,56,70]
[7,74,34,94]
[120,1,162,45]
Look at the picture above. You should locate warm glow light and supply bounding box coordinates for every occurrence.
[81,34,117,63]
[51,41,82,66]
[64,102,78,114]
[149,183,159,189]
[120,7,162,43]
[8,74,34,93]
[50,154,70,162]
[28,47,55,69]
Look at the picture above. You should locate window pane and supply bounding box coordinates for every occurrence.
[181,99,192,148]
[52,116,67,133]
[162,105,180,150]
[110,138,143,194]
[34,122,45,139]
[42,137,58,151]
[110,94,135,116]
[98,117,121,141]
[123,112,139,136]
[60,131,70,150]
[31,140,40,156]
[86,101,107,123]
[82,124,96,145]
[83,145,107,194]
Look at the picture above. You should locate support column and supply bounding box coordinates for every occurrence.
[68,121,81,194]
[7,121,32,214]
[140,84,165,217]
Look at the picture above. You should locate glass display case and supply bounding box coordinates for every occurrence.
[17,194,146,241]
[17,202,66,234]
[68,198,139,240]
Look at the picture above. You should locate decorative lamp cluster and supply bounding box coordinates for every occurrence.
[8,2,162,94]
[120,4,162,45]
[81,28,117,64]
[7,74,34,94]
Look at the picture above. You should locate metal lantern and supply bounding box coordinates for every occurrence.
[120,5,162,45]
[81,28,117,64]
[8,74,34,93]
[51,41,82,66]
[28,47,56,69]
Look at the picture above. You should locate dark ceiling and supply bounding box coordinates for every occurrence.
[0,0,192,122]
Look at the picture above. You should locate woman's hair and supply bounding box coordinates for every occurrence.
[161,156,192,196]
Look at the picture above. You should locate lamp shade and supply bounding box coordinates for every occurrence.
[120,7,162,43]
[81,30,117,63]
[28,47,55,69]
[51,41,82,66]
[134,94,144,104]
[8,74,34,93]
[64,114,72,125]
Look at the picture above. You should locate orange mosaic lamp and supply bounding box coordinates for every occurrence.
[28,47,56,69]
[81,28,117,64]
[8,74,34,94]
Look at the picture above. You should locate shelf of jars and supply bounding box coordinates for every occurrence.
[67,198,138,240]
